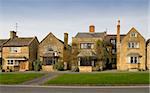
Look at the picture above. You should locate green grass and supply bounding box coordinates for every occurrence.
[0,73,44,84]
[46,72,150,85]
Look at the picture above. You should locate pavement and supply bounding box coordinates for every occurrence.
[22,73,59,85]
[0,85,149,93]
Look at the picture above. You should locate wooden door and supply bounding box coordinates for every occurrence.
[20,62,26,71]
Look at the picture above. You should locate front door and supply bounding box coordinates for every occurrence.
[20,62,26,71]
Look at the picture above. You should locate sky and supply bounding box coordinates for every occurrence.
[0,0,149,43]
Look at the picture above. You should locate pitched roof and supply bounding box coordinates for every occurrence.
[105,34,126,41]
[40,32,64,44]
[0,39,9,51]
[75,32,106,38]
[0,39,8,47]
[3,37,35,47]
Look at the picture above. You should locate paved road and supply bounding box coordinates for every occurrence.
[22,73,59,85]
[0,85,149,93]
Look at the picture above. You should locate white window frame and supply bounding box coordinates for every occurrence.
[110,39,116,45]
[80,43,94,49]
[128,42,139,48]
[7,60,19,66]
[128,56,139,64]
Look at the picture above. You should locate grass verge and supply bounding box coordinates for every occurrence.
[46,72,149,85]
[0,73,44,84]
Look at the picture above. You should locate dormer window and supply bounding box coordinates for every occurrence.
[130,32,137,37]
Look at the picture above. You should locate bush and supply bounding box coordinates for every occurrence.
[2,69,5,72]
[33,59,42,71]
[53,62,64,71]
[71,66,79,72]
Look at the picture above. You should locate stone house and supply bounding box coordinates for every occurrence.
[2,31,39,71]
[72,25,118,72]
[105,34,126,69]
[0,39,8,67]
[38,32,71,72]
[146,39,150,70]
[116,21,146,71]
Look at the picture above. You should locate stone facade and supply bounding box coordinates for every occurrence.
[72,25,115,72]
[117,27,146,71]
[146,39,150,70]
[38,32,71,71]
[2,31,39,71]
[0,39,8,67]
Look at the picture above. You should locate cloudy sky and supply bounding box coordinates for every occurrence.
[0,0,149,43]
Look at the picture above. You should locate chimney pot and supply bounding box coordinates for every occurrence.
[89,25,95,32]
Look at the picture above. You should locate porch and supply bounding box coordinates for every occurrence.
[77,50,97,72]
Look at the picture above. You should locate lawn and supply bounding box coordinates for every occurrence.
[0,73,44,84]
[46,72,150,85]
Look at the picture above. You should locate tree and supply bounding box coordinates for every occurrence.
[71,43,79,71]
[96,40,110,70]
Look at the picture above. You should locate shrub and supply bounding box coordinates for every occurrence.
[71,66,79,72]
[33,59,42,71]
[53,62,64,71]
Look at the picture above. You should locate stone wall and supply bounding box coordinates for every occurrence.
[147,42,150,70]
[79,66,92,72]
[42,65,54,72]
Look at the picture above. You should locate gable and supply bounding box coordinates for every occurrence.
[122,27,145,43]
[39,32,64,48]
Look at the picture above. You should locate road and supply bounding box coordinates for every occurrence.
[0,85,149,93]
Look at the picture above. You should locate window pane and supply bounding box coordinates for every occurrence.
[130,57,133,63]
[134,57,137,63]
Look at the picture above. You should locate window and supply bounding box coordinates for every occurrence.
[130,32,137,37]
[80,43,94,49]
[15,60,19,66]
[53,52,58,56]
[112,49,116,54]
[7,60,19,66]
[8,60,13,65]
[128,56,139,64]
[10,47,21,53]
[43,57,58,65]
[128,42,139,48]
[110,39,116,45]
[80,57,92,66]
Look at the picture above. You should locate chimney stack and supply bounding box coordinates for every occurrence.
[117,20,120,43]
[10,31,17,39]
[116,20,121,70]
[64,33,68,49]
[89,25,95,32]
